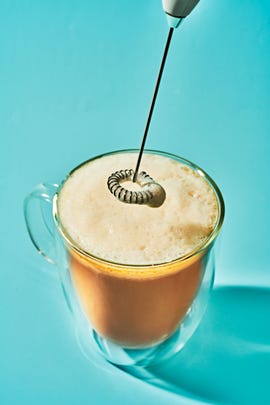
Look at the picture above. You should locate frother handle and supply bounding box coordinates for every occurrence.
[24,182,59,265]
[162,0,200,17]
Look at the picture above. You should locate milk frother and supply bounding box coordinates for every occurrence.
[133,0,201,182]
[108,0,201,206]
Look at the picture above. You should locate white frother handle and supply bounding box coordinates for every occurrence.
[162,0,200,17]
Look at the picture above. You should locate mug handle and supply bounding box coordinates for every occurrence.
[24,182,59,265]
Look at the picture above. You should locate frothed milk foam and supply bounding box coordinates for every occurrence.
[57,152,219,347]
[58,153,218,265]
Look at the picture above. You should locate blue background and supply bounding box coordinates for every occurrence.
[1,0,270,404]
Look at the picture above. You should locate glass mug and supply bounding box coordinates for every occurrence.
[24,150,224,367]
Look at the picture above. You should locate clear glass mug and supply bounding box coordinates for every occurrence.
[24,150,224,367]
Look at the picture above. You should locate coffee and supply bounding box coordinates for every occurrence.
[56,151,219,347]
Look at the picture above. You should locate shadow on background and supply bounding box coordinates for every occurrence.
[118,286,270,404]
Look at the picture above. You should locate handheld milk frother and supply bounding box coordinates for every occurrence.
[108,0,200,206]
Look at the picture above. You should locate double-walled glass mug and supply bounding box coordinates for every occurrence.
[24,150,224,367]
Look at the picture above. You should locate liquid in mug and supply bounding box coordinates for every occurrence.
[56,152,219,347]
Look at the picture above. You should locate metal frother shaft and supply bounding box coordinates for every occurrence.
[133,27,174,182]
[133,0,201,182]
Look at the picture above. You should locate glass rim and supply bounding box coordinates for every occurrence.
[53,149,225,270]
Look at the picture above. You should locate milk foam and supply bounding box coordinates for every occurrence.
[58,153,218,265]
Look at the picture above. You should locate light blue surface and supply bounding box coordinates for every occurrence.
[1,0,270,404]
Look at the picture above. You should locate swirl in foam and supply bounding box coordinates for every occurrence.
[57,152,218,265]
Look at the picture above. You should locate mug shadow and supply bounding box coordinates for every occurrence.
[117,285,270,405]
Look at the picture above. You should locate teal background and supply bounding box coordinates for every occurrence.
[1,0,270,404]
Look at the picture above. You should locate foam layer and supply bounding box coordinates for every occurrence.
[57,152,219,265]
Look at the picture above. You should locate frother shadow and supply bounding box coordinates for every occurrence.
[117,286,270,404]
